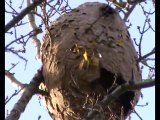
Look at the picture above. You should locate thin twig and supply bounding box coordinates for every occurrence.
[5,0,45,32]
[5,48,28,69]
[5,89,23,105]
[5,1,18,14]
[133,109,143,120]
[84,79,155,120]
[138,48,155,62]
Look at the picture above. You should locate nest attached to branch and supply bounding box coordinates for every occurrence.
[40,2,142,120]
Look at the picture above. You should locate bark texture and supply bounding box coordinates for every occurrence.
[40,2,142,120]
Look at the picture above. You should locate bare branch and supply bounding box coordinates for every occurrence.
[136,102,148,107]
[5,90,22,105]
[137,9,153,58]
[109,0,126,9]
[5,70,25,90]
[7,62,19,71]
[5,0,45,32]
[26,0,41,63]
[127,0,145,4]
[138,48,155,61]
[123,3,137,22]
[132,109,143,120]
[5,67,44,120]
[5,48,28,69]
[5,1,18,15]
[5,28,42,48]
[84,79,155,120]
[108,0,137,22]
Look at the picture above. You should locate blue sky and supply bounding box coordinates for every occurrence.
[5,0,155,120]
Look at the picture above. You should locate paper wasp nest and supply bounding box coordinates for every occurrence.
[40,2,142,120]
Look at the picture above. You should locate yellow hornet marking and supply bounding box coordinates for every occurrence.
[116,39,124,46]
[79,50,90,70]
[83,50,88,61]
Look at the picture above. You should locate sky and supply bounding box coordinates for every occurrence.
[5,0,155,120]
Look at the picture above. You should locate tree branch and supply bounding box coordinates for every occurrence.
[84,79,155,120]
[123,3,137,22]
[26,0,42,63]
[138,48,155,62]
[5,0,45,32]
[5,70,25,90]
[5,67,44,120]
[5,89,22,105]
